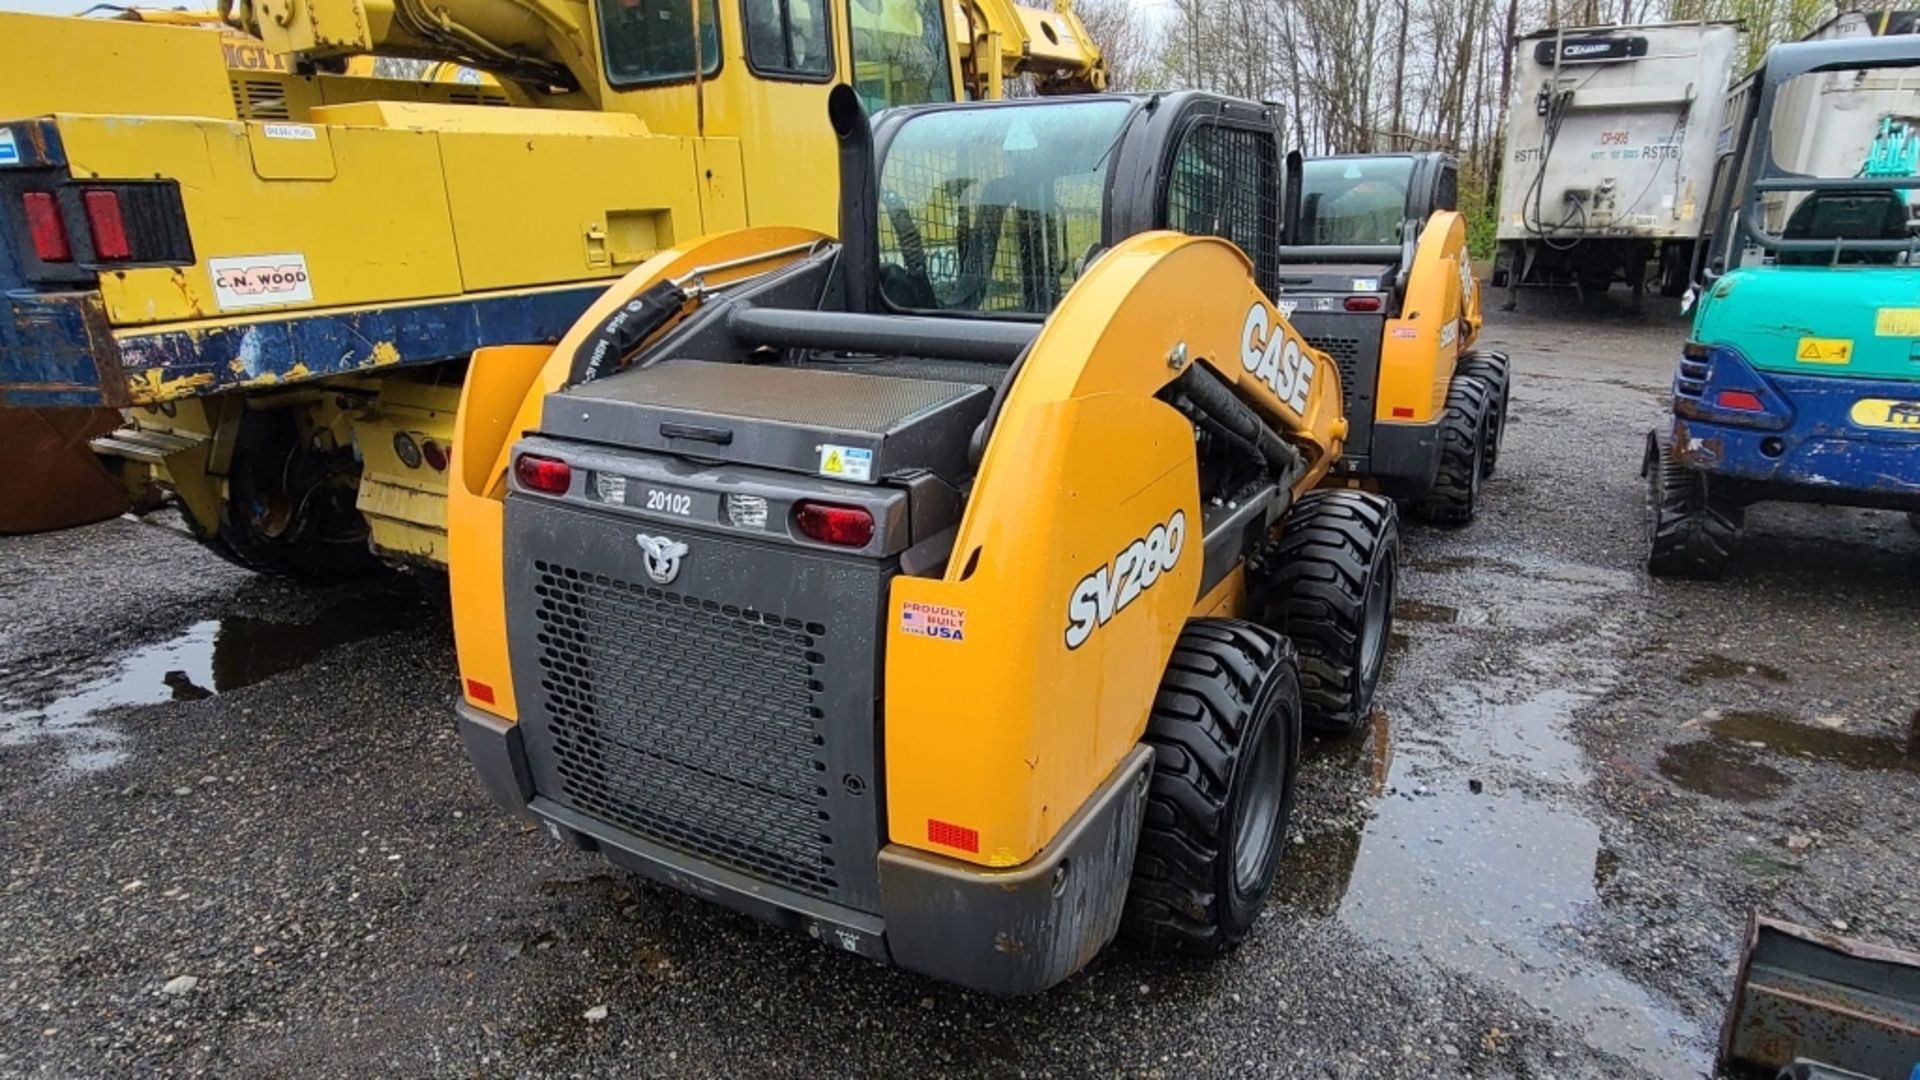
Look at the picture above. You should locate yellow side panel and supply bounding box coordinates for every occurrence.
[245,121,336,179]
[1376,211,1474,425]
[55,115,461,325]
[888,396,1199,867]
[450,344,559,721]
[0,14,234,119]
[308,101,648,137]
[725,82,844,235]
[595,21,843,234]
[436,130,714,291]
[695,140,750,236]
[885,233,1346,868]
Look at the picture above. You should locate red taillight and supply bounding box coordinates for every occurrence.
[793,501,874,547]
[514,453,572,494]
[420,439,449,472]
[82,189,130,260]
[1343,295,1383,312]
[23,192,69,263]
[1716,389,1765,412]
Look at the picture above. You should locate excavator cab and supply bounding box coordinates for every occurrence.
[450,90,1402,994]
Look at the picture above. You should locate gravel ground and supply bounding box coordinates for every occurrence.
[2,292,1916,1078]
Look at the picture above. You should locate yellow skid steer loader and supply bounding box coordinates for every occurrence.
[446,89,1401,993]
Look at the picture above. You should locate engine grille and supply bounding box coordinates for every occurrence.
[229,78,291,120]
[530,559,839,898]
[1305,334,1365,417]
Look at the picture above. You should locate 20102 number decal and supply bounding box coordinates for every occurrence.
[1064,510,1186,650]
[645,488,693,516]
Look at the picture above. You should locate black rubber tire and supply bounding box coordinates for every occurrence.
[211,410,381,582]
[1413,374,1493,525]
[1121,620,1302,957]
[1262,490,1399,733]
[1454,352,1511,478]
[1643,431,1740,580]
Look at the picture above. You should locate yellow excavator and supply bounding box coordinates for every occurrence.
[447,89,1407,992]
[0,0,1103,558]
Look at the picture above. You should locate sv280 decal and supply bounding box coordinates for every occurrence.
[1064,510,1187,650]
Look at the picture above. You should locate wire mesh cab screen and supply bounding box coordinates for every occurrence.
[876,99,1132,315]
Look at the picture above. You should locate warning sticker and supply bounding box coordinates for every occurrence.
[209,253,314,310]
[900,601,966,642]
[0,130,18,166]
[1795,337,1853,365]
[1875,308,1920,336]
[818,444,873,482]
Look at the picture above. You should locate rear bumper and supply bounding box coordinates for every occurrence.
[1668,414,1920,512]
[457,701,1150,995]
[1355,417,1442,498]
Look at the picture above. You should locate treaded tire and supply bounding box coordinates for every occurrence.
[1643,431,1740,579]
[1263,490,1399,732]
[1121,619,1301,957]
[1455,352,1511,477]
[1413,374,1493,525]
[212,411,381,582]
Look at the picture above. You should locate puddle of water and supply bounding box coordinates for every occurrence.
[1707,711,1917,775]
[1655,741,1791,803]
[1280,711,1699,1077]
[1279,551,1704,1076]
[0,587,431,774]
[1681,654,1791,686]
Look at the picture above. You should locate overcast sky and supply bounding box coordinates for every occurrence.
[4,0,107,12]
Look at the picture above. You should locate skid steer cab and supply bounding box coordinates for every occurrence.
[447,89,1404,994]
[1646,36,1920,578]
[1279,152,1511,524]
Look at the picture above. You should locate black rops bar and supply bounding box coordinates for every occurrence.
[726,308,1038,364]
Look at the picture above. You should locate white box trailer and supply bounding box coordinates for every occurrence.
[1492,20,1742,304]
[1716,11,1920,241]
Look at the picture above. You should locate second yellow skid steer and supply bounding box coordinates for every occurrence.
[448,89,1401,993]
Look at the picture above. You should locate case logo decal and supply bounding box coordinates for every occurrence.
[1065,510,1186,650]
[1241,303,1315,413]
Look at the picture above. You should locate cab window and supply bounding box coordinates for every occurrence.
[1299,156,1416,246]
[849,0,954,112]
[744,0,832,79]
[600,0,722,86]
[877,99,1130,314]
